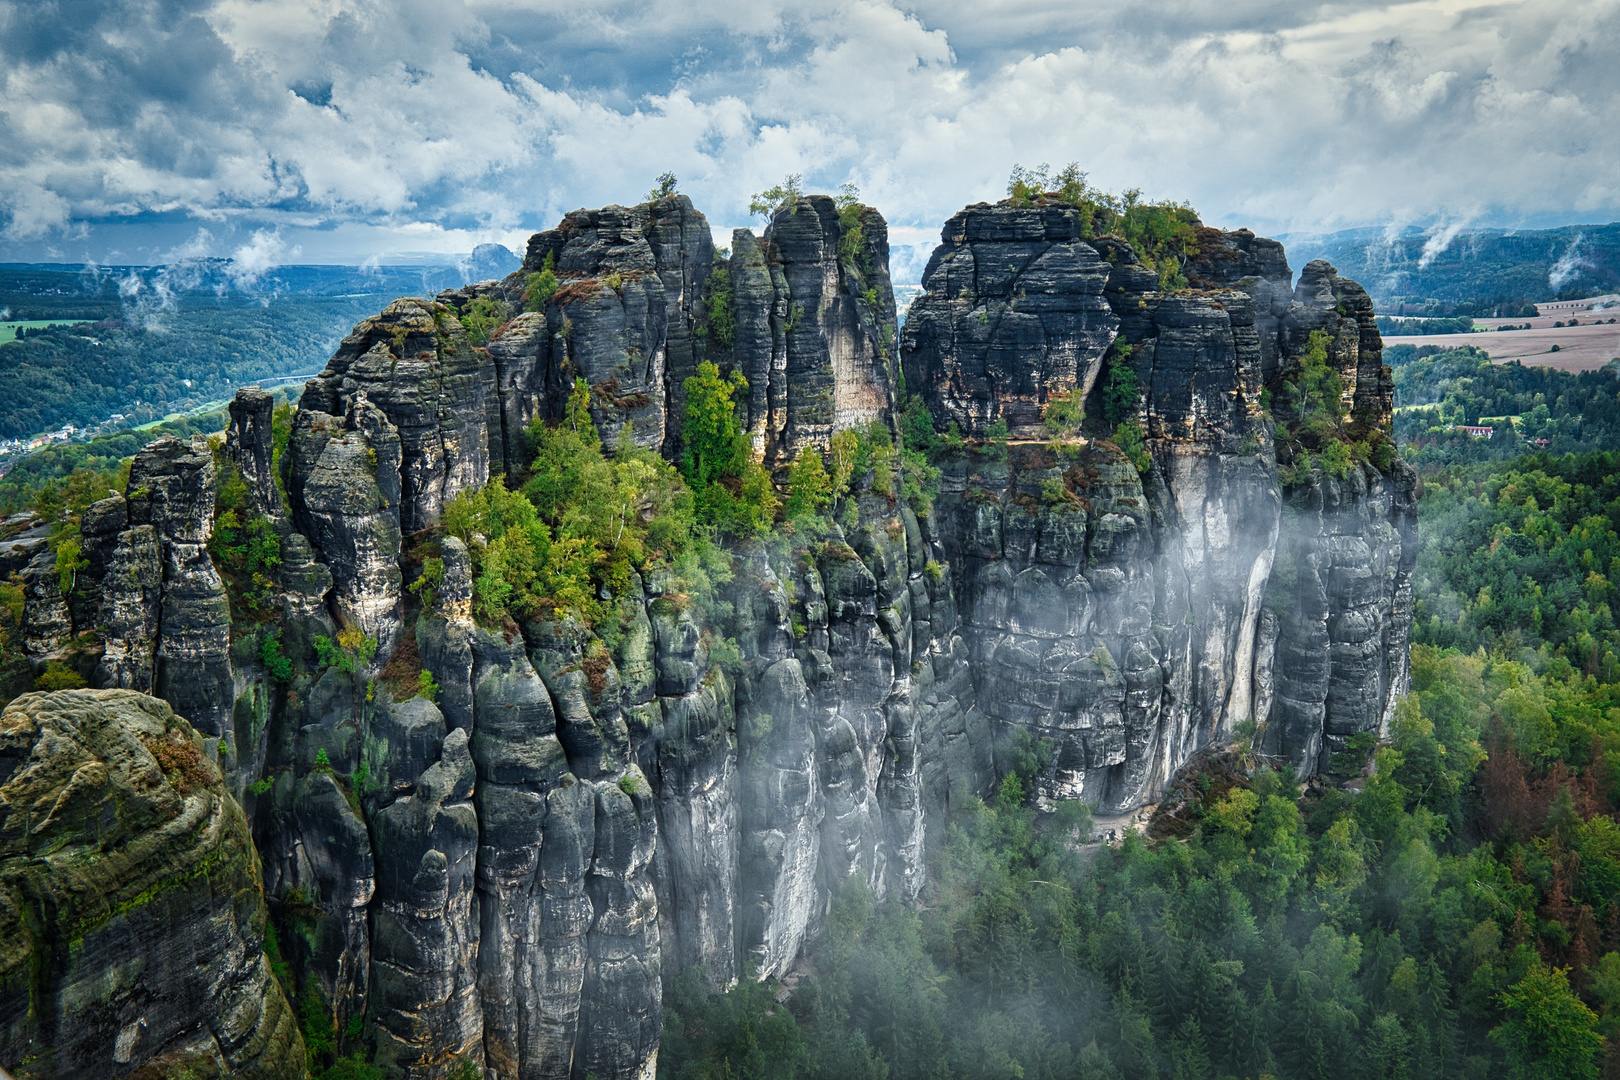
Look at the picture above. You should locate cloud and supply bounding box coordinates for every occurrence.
[1550,232,1594,291]
[228,228,297,288]
[0,0,1617,269]
[1418,218,1471,269]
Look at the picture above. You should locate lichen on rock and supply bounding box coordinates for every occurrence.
[0,688,302,1079]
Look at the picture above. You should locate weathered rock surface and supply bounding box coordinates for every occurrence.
[19,546,70,660]
[0,689,302,1079]
[298,299,491,535]
[909,210,1413,805]
[127,437,237,748]
[901,204,1119,439]
[282,398,405,659]
[34,194,1410,1080]
[94,524,163,692]
[506,196,714,456]
[228,386,284,521]
[734,196,898,464]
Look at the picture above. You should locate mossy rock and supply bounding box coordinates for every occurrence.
[0,689,303,1078]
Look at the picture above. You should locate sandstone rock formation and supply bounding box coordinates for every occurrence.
[17,191,1411,1080]
[908,214,1414,809]
[0,689,302,1078]
[902,204,1119,439]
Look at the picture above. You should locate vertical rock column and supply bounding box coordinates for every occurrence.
[521,200,701,456]
[754,195,899,465]
[482,312,550,480]
[370,727,485,1077]
[126,436,236,750]
[18,546,71,660]
[93,524,162,691]
[528,615,664,1079]
[297,299,493,534]
[282,396,405,659]
[228,386,284,519]
[645,593,739,988]
[1126,289,1281,784]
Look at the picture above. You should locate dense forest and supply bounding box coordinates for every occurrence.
[1391,344,1620,468]
[1376,315,1477,336]
[0,300,377,440]
[1289,222,1620,317]
[10,327,1620,1078]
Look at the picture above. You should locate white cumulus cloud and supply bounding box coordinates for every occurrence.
[0,0,1614,266]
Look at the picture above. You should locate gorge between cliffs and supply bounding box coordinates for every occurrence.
[0,189,1413,1080]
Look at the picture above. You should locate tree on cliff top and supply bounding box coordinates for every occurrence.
[750,174,805,219]
[646,172,679,202]
[1008,162,1198,291]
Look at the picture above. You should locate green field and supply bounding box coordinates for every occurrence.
[0,319,92,344]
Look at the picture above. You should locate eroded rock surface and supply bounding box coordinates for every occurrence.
[0,689,302,1079]
[31,193,1411,1080]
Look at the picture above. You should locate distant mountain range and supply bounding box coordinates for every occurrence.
[1283,222,1620,317]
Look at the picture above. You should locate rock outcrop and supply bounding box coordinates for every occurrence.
[127,437,238,748]
[723,195,898,464]
[902,204,1119,439]
[0,689,302,1078]
[908,216,1414,809]
[24,191,1411,1080]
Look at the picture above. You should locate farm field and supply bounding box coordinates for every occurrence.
[0,319,91,344]
[1385,316,1620,371]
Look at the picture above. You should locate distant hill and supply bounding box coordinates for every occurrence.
[0,247,519,445]
[0,247,522,320]
[0,299,379,442]
[1283,222,1620,317]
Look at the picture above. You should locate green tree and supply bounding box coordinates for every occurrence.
[647,172,679,201]
[662,967,805,1080]
[1490,965,1603,1080]
[984,418,1009,462]
[703,264,736,350]
[523,252,559,312]
[1101,355,1141,427]
[785,447,834,520]
[459,296,511,346]
[1113,418,1151,473]
[682,362,751,487]
[750,175,804,219]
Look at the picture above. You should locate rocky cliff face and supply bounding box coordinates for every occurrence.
[907,212,1414,810]
[901,204,1120,439]
[0,688,302,1079]
[12,193,1411,1080]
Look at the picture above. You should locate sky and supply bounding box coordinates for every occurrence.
[1,0,1617,275]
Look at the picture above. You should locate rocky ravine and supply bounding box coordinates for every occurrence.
[8,194,1413,1079]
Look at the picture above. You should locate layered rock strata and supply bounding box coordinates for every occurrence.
[908,211,1414,808]
[901,204,1120,439]
[445,193,895,470]
[0,689,302,1078]
[22,193,1412,1080]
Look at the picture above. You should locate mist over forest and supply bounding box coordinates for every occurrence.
[3,1,1620,1079]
